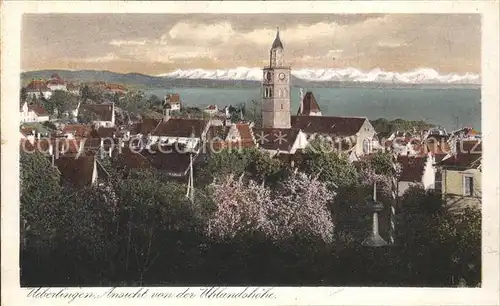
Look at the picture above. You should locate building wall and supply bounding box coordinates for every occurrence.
[441,168,481,211]
[262,67,291,129]
[422,153,436,190]
[354,119,377,156]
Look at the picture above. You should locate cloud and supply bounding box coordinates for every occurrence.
[81,53,119,63]
[110,39,147,46]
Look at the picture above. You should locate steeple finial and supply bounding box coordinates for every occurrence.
[271,27,284,49]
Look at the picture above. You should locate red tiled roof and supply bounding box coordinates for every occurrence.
[54,155,95,188]
[26,80,50,92]
[397,155,426,182]
[165,93,180,103]
[79,103,114,122]
[252,127,301,152]
[291,115,366,137]
[96,127,118,139]
[205,104,217,110]
[235,123,254,142]
[206,125,230,141]
[47,79,66,86]
[62,125,93,138]
[298,92,321,115]
[437,153,481,169]
[130,119,162,135]
[28,104,49,116]
[211,140,257,150]
[152,118,208,138]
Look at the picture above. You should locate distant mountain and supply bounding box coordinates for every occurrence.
[21,68,481,90]
[159,67,481,85]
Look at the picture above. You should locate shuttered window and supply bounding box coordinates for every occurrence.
[463,175,474,196]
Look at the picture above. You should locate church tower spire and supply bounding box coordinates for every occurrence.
[270,28,284,68]
[262,28,291,129]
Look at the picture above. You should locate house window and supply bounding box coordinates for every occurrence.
[362,139,370,154]
[463,175,474,197]
[434,170,442,194]
[281,104,283,110]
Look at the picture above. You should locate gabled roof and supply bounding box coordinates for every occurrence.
[28,104,49,116]
[235,123,254,142]
[165,93,181,104]
[436,153,482,169]
[291,115,366,136]
[205,104,217,110]
[54,155,96,188]
[298,92,321,115]
[79,103,114,122]
[152,118,208,138]
[26,80,50,92]
[252,127,300,152]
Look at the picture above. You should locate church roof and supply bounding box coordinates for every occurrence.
[271,29,284,49]
[291,115,367,137]
[298,92,321,115]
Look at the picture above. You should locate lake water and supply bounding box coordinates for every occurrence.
[144,87,481,131]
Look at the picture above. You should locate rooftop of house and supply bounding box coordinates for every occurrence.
[206,125,231,141]
[397,155,427,182]
[437,152,482,169]
[205,104,217,110]
[152,118,209,138]
[54,155,108,188]
[79,103,114,122]
[211,140,257,150]
[298,92,321,115]
[116,144,199,177]
[26,80,50,92]
[165,93,181,104]
[130,118,163,135]
[252,127,301,152]
[235,123,254,142]
[291,115,367,137]
[62,124,94,138]
[28,104,50,116]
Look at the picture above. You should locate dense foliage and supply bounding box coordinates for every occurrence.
[371,118,434,136]
[20,135,481,287]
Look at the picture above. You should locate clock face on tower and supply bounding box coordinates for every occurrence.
[278,73,286,80]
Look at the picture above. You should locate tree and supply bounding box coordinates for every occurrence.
[146,95,163,112]
[299,138,359,188]
[80,85,90,101]
[48,90,79,118]
[20,87,28,104]
[20,151,62,254]
[207,171,335,244]
[246,100,262,127]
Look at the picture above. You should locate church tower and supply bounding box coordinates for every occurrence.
[262,28,291,129]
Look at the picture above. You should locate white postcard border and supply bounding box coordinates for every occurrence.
[2,1,499,306]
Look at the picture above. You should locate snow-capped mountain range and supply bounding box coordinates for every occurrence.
[159,67,480,85]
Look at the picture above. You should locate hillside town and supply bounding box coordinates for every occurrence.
[20,30,482,287]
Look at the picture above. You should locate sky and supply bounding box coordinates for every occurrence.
[22,14,480,75]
